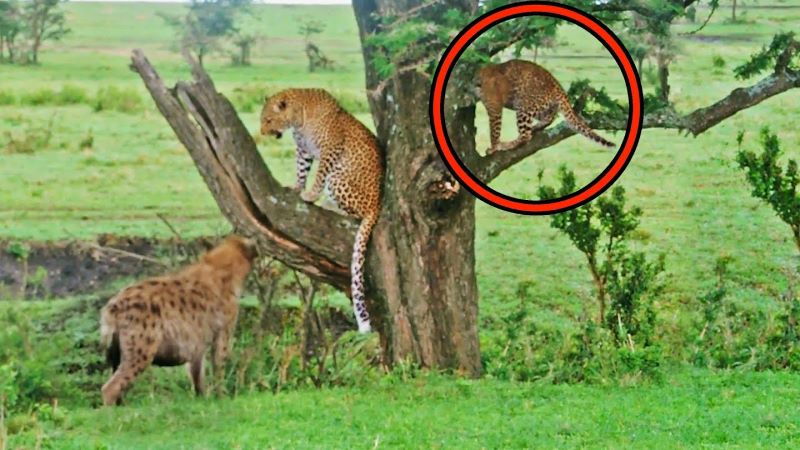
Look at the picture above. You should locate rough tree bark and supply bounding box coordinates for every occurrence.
[352,0,483,375]
[132,0,799,377]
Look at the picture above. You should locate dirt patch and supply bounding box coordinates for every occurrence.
[0,235,215,299]
[684,34,760,43]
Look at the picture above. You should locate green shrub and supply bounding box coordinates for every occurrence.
[0,90,16,106]
[481,281,663,384]
[736,128,800,254]
[538,167,664,344]
[692,257,800,371]
[224,268,379,394]
[231,84,274,113]
[55,85,88,105]
[2,119,53,155]
[92,86,144,114]
[19,88,57,106]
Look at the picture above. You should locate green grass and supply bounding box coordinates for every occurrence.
[3,2,800,447]
[8,370,800,449]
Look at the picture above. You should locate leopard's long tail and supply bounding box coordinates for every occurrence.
[557,91,615,148]
[351,212,378,334]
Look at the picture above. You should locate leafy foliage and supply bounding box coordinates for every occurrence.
[693,257,800,371]
[538,167,664,352]
[0,0,69,64]
[736,128,800,252]
[482,280,663,383]
[734,32,799,80]
[160,0,251,66]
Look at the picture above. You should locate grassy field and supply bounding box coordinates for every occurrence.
[2,1,800,448]
[8,370,800,449]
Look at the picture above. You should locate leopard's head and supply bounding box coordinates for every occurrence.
[260,90,300,139]
[475,64,497,97]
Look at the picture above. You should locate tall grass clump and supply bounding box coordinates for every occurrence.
[92,86,144,114]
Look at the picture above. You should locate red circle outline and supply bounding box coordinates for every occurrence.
[430,1,643,214]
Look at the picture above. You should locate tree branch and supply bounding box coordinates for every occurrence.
[480,67,800,181]
[131,49,355,292]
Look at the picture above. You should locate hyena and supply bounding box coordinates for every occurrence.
[99,235,257,406]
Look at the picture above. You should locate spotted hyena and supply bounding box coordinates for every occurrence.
[99,235,257,406]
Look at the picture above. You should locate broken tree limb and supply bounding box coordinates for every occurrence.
[130,49,356,292]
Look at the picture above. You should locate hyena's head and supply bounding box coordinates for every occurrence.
[203,235,258,282]
[260,90,300,139]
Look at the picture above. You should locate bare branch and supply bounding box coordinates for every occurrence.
[378,0,443,31]
[679,2,717,36]
[480,67,800,181]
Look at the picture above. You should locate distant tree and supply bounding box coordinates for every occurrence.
[0,0,67,64]
[0,0,22,63]
[161,0,250,67]
[20,0,69,64]
[298,19,332,72]
[230,31,257,66]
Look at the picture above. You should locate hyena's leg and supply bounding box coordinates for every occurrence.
[188,357,205,396]
[101,329,159,406]
[211,327,233,395]
[294,145,314,193]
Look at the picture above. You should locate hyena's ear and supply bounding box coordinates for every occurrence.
[264,95,269,102]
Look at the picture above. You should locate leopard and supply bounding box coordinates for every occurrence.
[99,235,257,406]
[477,59,615,154]
[260,88,383,334]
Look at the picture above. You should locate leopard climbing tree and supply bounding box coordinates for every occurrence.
[133,0,800,376]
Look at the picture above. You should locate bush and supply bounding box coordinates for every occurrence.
[19,88,57,106]
[92,86,144,114]
[538,167,664,341]
[693,257,800,371]
[532,167,665,378]
[481,280,663,384]
[736,128,800,254]
[55,85,88,105]
[3,118,54,154]
[231,84,274,113]
[224,266,379,394]
[0,90,16,106]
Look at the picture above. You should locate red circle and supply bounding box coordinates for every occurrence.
[430,2,643,214]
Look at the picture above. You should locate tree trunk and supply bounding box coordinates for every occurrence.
[732,0,737,22]
[353,0,482,375]
[657,56,670,102]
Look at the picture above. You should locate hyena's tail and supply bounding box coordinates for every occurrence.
[351,213,378,334]
[100,303,121,371]
[557,91,615,148]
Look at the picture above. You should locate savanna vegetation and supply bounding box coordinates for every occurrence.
[1,0,800,448]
